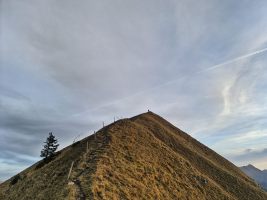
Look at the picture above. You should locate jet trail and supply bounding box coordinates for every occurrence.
[198,47,267,73]
[72,47,267,117]
[152,47,267,89]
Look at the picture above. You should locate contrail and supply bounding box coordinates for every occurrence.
[198,47,267,73]
[146,47,267,91]
[72,47,267,117]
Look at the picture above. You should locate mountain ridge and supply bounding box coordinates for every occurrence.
[240,164,267,191]
[0,112,266,199]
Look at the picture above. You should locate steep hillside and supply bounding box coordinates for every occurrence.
[0,112,266,200]
[240,164,267,191]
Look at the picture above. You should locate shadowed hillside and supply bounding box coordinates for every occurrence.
[0,112,266,200]
[240,164,267,191]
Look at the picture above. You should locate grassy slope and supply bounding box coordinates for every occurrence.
[0,129,109,200]
[91,112,267,200]
[0,112,266,200]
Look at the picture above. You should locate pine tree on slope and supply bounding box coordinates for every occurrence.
[40,132,59,159]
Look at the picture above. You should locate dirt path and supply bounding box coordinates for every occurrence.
[67,129,110,200]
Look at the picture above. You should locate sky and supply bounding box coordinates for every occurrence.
[1,0,267,181]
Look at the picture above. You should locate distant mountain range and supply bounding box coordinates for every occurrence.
[240,164,267,191]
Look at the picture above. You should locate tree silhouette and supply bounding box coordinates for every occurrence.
[40,132,59,159]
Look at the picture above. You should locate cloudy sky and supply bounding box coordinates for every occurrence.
[1,0,267,181]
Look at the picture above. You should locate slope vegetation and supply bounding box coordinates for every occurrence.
[0,112,266,200]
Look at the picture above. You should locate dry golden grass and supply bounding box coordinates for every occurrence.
[0,130,108,200]
[0,112,266,200]
[90,112,267,200]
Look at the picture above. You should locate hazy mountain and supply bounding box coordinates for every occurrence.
[0,112,266,199]
[240,164,267,191]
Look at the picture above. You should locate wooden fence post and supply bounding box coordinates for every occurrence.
[67,161,74,180]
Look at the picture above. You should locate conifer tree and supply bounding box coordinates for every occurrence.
[40,132,59,159]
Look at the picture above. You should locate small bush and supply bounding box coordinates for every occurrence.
[71,141,81,147]
[10,174,21,185]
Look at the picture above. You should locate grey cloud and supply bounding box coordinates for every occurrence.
[0,86,30,101]
[232,148,267,162]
